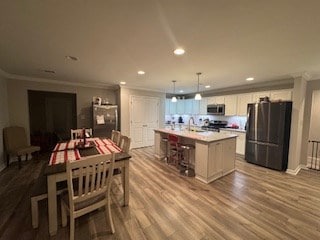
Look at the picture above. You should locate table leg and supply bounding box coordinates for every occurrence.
[122,161,129,206]
[47,175,57,236]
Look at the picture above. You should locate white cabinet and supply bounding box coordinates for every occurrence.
[207,96,225,105]
[236,132,246,155]
[176,99,185,114]
[184,99,193,114]
[237,93,253,116]
[199,97,208,115]
[224,95,237,116]
[220,129,246,155]
[270,89,292,101]
[222,138,237,173]
[130,96,159,148]
[165,99,170,115]
[192,99,200,114]
[252,91,270,102]
[195,137,236,183]
[169,101,177,115]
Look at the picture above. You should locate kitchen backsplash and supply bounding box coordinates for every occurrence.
[165,114,247,129]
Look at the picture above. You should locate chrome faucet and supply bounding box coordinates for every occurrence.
[188,117,195,131]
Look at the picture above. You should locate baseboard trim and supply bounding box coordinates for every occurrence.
[0,162,5,172]
[286,164,305,175]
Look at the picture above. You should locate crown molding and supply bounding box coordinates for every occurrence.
[0,68,10,78]
[120,85,166,94]
[2,69,117,89]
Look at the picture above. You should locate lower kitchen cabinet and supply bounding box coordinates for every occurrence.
[195,137,236,183]
[220,129,246,155]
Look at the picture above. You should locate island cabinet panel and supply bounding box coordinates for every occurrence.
[154,128,237,184]
[222,138,236,174]
[195,138,236,184]
[207,142,223,180]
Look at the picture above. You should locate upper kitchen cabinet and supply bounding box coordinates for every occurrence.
[184,99,193,114]
[270,89,292,101]
[169,100,177,114]
[165,98,170,115]
[176,98,185,114]
[237,93,253,116]
[224,95,237,116]
[199,97,208,115]
[252,91,270,102]
[207,96,225,105]
[192,99,200,114]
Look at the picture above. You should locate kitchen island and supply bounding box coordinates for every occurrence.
[154,129,237,183]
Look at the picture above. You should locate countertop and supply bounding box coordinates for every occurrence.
[154,128,237,143]
[219,128,246,133]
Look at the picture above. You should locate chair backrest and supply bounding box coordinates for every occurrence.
[168,134,179,148]
[111,130,121,146]
[66,153,115,212]
[70,128,93,140]
[119,135,131,153]
[3,126,28,152]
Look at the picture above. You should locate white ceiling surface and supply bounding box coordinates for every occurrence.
[1,0,320,93]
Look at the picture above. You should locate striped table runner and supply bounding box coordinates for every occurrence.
[49,149,81,165]
[49,138,121,165]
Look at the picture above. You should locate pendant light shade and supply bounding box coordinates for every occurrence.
[171,80,177,102]
[195,72,202,100]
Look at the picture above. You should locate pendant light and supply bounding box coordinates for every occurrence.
[195,72,202,100]
[171,80,177,102]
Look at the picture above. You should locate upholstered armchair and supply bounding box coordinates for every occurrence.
[3,126,40,169]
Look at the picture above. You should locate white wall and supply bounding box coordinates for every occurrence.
[6,78,118,142]
[120,87,166,136]
[309,90,320,142]
[0,75,9,171]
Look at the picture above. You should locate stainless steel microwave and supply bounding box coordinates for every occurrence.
[207,104,225,115]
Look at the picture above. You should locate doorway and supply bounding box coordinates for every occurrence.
[28,90,77,151]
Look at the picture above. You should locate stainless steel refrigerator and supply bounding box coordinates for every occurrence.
[92,104,118,138]
[245,101,292,170]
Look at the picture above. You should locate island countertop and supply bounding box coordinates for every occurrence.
[154,128,237,143]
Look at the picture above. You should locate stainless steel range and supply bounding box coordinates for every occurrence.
[201,120,228,132]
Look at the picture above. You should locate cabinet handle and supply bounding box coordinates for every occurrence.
[143,125,147,127]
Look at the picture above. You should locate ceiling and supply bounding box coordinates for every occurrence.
[1,0,320,94]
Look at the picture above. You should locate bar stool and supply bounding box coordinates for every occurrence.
[180,143,195,177]
[161,137,169,163]
[168,134,183,167]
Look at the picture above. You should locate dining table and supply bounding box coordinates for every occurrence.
[44,137,131,236]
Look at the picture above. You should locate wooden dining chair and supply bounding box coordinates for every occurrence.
[118,135,131,153]
[70,128,92,140]
[61,153,116,240]
[3,126,40,168]
[111,130,121,146]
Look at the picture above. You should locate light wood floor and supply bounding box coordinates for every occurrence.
[0,147,320,239]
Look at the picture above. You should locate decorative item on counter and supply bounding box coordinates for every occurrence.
[231,123,239,129]
[259,96,270,103]
[101,98,109,105]
[178,116,183,123]
[93,97,102,105]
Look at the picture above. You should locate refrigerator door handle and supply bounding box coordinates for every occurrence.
[248,140,279,147]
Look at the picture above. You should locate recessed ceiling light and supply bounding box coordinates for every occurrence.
[174,48,185,55]
[179,90,184,93]
[246,77,254,81]
[120,81,126,85]
[65,55,78,61]
[137,71,145,75]
[205,85,211,89]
